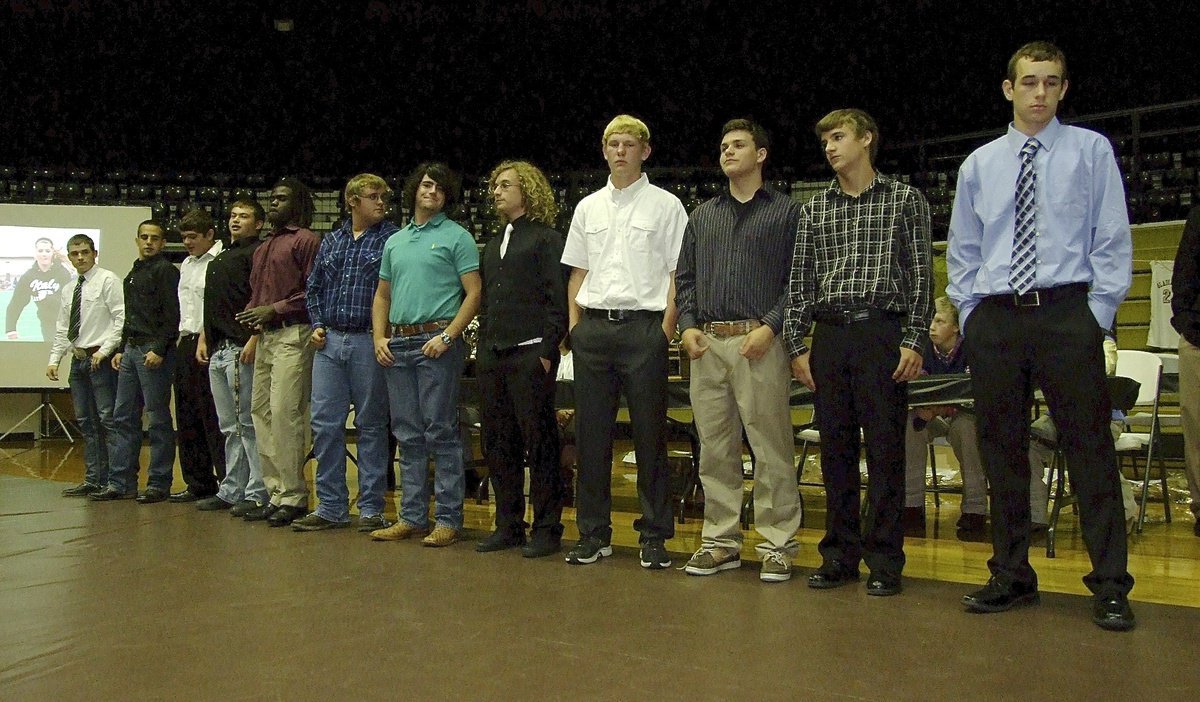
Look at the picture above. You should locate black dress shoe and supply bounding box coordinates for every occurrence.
[266,504,305,527]
[90,486,136,501]
[521,532,562,559]
[169,489,203,503]
[962,576,1040,613]
[1092,594,1135,631]
[866,571,902,596]
[196,496,233,511]
[807,560,861,589]
[230,500,262,518]
[62,482,102,497]
[475,529,526,553]
[136,487,169,504]
[956,512,987,533]
[243,503,280,522]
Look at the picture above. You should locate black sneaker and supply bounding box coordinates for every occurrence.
[639,539,671,570]
[196,496,233,511]
[565,536,612,565]
[229,500,261,517]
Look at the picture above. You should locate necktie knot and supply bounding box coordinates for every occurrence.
[1021,138,1040,162]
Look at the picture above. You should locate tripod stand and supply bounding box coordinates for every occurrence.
[0,389,75,443]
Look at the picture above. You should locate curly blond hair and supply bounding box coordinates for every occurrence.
[487,160,559,227]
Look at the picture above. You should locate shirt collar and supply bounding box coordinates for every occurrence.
[409,212,448,231]
[1006,116,1062,154]
[718,185,770,206]
[271,224,302,237]
[231,235,260,250]
[187,239,223,263]
[337,218,398,240]
[932,336,963,365]
[606,173,649,201]
[824,172,888,198]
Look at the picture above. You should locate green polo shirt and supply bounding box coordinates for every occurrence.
[379,212,480,324]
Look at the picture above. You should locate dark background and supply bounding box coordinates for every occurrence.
[2,0,1196,180]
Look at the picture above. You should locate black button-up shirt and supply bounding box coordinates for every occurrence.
[478,215,568,361]
[204,235,262,347]
[121,253,180,356]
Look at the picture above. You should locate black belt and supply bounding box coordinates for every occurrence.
[127,336,170,346]
[812,308,900,326]
[260,319,305,331]
[584,308,662,322]
[983,283,1088,308]
[328,326,371,334]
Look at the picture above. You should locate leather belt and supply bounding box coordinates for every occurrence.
[584,308,661,322]
[72,345,101,360]
[983,282,1088,308]
[390,320,451,337]
[701,319,762,338]
[812,308,900,326]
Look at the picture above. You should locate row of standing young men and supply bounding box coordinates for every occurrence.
[47,39,1136,633]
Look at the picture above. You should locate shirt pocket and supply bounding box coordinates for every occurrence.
[82,283,104,304]
[628,218,656,254]
[585,223,609,259]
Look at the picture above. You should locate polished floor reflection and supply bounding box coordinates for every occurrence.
[2,438,1199,699]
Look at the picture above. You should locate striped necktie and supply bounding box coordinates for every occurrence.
[1010,137,1040,294]
[68,274,84,342]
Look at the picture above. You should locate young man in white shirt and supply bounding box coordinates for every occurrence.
[560,114,688,569]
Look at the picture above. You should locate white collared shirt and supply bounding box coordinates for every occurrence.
[561,173,687,310]
[178,240,223,335]
[48,266,125,366]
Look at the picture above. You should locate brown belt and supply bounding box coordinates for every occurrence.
[72,346,101,360]
[390,320,451,337]
[702,319,762,338]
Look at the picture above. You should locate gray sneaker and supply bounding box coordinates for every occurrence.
[759,549,793,583]
[357,514,394,532]
[291,513,351,532]
[684,547,741,576]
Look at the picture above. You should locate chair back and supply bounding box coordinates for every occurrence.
[1115,350,1163,407]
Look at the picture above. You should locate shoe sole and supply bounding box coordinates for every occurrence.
[760,570,792,583]
[640,557,672,570]
[292,521,351,532]
[963,592,1040,613]
[565,545,613,564]
[371,530,429,541]
[807,574,860,590]
[866,584,902,596]
[684,560,742,576]
[1094,615,1136,632]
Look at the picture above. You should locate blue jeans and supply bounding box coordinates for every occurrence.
[311,330,390,522]
[209,343,267,505]
[68,355,118,487]
[108,342,177,493]
[384,333,465,530]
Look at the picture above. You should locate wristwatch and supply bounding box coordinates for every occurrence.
[440,332,453,345]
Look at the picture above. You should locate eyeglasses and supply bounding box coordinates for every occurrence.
[356,192,391,203]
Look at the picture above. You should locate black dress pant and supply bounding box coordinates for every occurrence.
[571,312,673,543]
[966,288,1133,597]
[810,313,907,576]
[477,344,564,538]
[174,334,225,495]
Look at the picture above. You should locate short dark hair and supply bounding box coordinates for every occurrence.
[229,198,265,224]
[274,177,315,228]
[138,219,166,235]
[402,162,461,215]
[66,233,95,252]
[34,236,54,249]
[178,207,214,235]
[721,118,770,153]
[814,108,880,164]
[1007,41,1068,84]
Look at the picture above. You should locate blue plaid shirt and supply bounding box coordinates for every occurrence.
[307,219,399,332]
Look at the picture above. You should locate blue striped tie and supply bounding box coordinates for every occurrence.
[1010,137,1040,294]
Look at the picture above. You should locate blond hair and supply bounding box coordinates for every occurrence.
[343,173,391,206]
[488,160,559,227]
[814,108,880,164]
[602,114,650,146]
[933,296,959,327]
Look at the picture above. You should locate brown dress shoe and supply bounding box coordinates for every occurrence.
[421,526,460,547]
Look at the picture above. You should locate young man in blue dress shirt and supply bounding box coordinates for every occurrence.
[947,41,1135,631]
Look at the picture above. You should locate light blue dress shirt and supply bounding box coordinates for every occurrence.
[946,117,1132,330]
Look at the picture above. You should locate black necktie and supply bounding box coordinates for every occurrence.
[68,274,84,342]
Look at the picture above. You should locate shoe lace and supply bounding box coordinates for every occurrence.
[762,550,788,569]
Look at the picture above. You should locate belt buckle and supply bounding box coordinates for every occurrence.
[1014,291,1040,307]
[848,309,870,323]
[605,309,623,322]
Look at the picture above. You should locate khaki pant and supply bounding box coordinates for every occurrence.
[690,333,800,555]
[251,325,314,508]
[1179,337,1200,517]
[904,412,987,514]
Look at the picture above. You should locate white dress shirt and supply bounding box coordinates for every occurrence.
[561,173,687,311]
[178,240,223,335]
[48,266,125,366]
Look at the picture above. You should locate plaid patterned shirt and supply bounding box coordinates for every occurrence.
[783,173,932,357]
[306,219,399,332]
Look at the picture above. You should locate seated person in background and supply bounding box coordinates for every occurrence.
[1028,334,1139,534]
[902,296,987,536]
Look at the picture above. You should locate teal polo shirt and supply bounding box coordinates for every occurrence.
[379,212,480,324]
